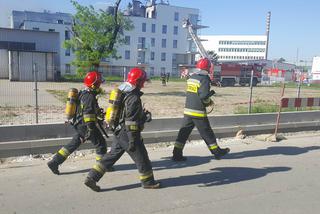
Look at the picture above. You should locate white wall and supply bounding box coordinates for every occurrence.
[201,35,268,61]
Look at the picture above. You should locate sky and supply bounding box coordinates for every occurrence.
[0,0,319,63]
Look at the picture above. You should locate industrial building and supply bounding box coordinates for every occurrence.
[11,10,74,75]
[0,28,59,81]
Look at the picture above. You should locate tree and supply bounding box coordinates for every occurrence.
[277,57,286,63]
[207,50,219,65]
[64,0,133,76]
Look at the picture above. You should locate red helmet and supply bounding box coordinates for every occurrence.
[127,67,147,88]
[84,71,103,89]
[196,58,212,72]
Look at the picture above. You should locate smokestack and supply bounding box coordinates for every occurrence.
[265,11,271,60]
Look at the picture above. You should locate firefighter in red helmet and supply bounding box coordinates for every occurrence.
[84,67,160,192]
[47,71,109,174]
[172,58,230,161]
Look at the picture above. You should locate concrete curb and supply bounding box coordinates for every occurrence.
[1,118,319,158]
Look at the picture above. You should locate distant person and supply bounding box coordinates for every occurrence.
[84,68,160,192]
[161,72,166,86]
[166,72,170,83]
[47,71,110,174]
[172,58,230,161]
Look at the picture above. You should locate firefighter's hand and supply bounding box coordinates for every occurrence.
[97,108,105,121]
[85,123,96,140]
[127,141,136,152]
[209,90,216,97]
[143,109,152,123]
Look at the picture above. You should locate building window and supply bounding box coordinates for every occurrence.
[33,27,39,31]
[151,24,156,33]
[151,38,155,47]
[161,39,166,48]
[173,26,178,35]
[65,48,71,56]
[142,23,146,32]
[125,50,130,59]
[161,53,166,61]
[49,29,55,32]
[138,37,146,49]
[173,40,178,48]
[124,36,130,45]
[151,52,155,60]
[174,12,179,21]
[162,25,167,34]
[65,64,71,74]
[65,30,70,40]
[150,67,155,76]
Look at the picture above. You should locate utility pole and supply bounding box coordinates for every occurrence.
[265,11,271,60]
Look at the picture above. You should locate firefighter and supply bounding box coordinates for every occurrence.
[172,58,230,161]
[84,67,160,192]
[47,71,108,175]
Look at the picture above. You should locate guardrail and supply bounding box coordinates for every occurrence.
[0,111,319,158]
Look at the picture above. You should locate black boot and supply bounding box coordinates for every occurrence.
[47,160,60,175]
[172,147,187,162]
[47,153,66,175]
[142,180,161,189]
[212,147,230,160]
[84,177,101,192]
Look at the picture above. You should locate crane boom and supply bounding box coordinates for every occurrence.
[182,19,208,59]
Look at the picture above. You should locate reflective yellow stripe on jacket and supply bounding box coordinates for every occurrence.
[186,79,200,93]
[183,108,207,117]
[83,114,96,123]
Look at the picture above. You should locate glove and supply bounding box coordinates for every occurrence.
[143,109,152,123]
[85,123,96,141]
[127,141,136,152]
[97,108,105,121]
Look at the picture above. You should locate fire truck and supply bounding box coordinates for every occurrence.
[212,63,263,87]
[182,19,263,87]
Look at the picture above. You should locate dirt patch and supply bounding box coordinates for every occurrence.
[1,79,320,125]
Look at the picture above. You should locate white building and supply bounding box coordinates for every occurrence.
[311,56,320,82]
[104,0,201,77]
[11,10,74,75]
[200,35,268,62]
[10,1,201,77]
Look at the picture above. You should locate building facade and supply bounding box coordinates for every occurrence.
[200,35,268,62]
[11,10,74,75]
[10,1,201,77]
[104,0,201,77]
[0,28,59,81]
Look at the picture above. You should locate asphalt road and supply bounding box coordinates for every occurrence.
[1,133,320,214]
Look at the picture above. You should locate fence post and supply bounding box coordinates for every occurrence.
[274,83,286,138]
[248,69,254,114]
[33,63,39,124]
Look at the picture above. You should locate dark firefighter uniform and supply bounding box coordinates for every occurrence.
[85,84,158,191]
[173,70,229,160]
[47,88,107,174]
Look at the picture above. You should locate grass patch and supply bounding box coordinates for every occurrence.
[271,82,320,90]
[149,76,186,82]
[46,90,68,103]
[234,103,320,114]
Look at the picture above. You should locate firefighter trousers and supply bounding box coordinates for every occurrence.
[53,123,107,164]
[87,128,155,185]
[175,115,218,150]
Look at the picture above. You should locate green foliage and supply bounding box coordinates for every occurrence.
[64,0,133,76]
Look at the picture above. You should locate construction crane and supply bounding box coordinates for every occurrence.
[182,18,209,59]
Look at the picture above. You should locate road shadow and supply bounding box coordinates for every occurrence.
[225,146,320,160]
[101,166,291,191]
[60,156,212,175]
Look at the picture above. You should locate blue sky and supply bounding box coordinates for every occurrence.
[0,0,319,63]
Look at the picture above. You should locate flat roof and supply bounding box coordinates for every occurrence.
[0,27,59,34]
